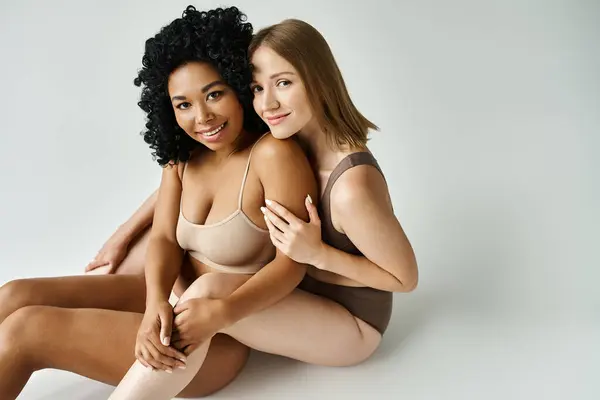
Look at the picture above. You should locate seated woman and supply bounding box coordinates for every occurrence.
[0,6,316,399]
[109,13,418,400]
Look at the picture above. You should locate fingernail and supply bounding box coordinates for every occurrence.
[162,337,170,346]
[260,207,266,214]
[265,199,272,205]
[178,365,187,370]
[165,369,173,374]
[306,194,313,204]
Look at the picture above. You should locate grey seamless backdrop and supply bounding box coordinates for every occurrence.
[0,0,598,399]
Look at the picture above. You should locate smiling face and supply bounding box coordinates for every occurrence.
[168,61,245,153]
[250,46,315,140]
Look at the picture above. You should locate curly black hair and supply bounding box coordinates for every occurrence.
[134,5,266,166]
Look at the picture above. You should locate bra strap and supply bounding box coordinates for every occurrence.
[238,133,271,208]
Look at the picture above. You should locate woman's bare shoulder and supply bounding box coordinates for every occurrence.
[252,133,305,162]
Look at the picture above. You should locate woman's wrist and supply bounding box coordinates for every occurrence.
[311,241,330,270]
[114,223,138,244]
[218,297,242,328]
[145,286,171,307]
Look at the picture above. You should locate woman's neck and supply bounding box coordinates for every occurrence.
[211,130,254,163]
[297,119,362,172]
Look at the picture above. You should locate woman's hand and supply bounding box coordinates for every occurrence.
[261,195,325,266]
[85,230,130,274]
[172,298,230,355]
[135,300,187,372]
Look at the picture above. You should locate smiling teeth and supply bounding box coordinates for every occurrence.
[204,123,226,136]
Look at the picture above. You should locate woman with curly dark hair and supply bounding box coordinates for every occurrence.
[0,6,317,399]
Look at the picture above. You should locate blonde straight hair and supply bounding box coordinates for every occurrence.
[250,19,378,149]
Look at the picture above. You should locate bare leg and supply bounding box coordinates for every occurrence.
[0,274,250,399]
[109,273,382,399]
[222,288,382,366]
[109,273,252,400]
[0,306,248,399]
[0,274,147,323]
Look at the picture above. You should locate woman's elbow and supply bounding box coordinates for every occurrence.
[393,263,419,293]
[403,274,419,292]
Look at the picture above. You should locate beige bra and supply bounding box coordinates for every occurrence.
[176,135,275,274]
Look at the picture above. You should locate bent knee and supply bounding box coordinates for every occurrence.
[179,273,222,301]
[0,279,37,322]
[0,305,48,357]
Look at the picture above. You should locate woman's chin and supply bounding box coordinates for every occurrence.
[269,128,296,140]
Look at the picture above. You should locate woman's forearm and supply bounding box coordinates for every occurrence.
[145,235,184,305]
[116,189,159,242]
[314,243,417,292]
[221,259,306,325]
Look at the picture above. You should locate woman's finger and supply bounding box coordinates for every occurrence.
[85,258,109,272]
[140,346,160,371]
[305,195,320,225]
[146,341,176,371]
[158,307,173,347]
[265,216,287,243]
[135,347,151,369]
[261,207,288,232]
[164,344,187,364]
[150,341,183,368]
[264,199,299,225]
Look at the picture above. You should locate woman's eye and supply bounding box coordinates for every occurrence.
[176,102,191,110]
[276,80,291,88]
[207,90,223,100]
[251,85,263,93]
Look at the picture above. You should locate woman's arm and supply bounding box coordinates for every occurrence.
[85,189,159,272]
[144,165,185,305]
[117,189,158,242]
[220,136,318,325]
[314,164,418,292]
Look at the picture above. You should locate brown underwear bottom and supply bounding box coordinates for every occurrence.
[298,274,393,335]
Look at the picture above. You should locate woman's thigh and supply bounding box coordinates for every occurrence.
[178,273,382,367]
[222,288,382,366]
[0,274,147,322]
